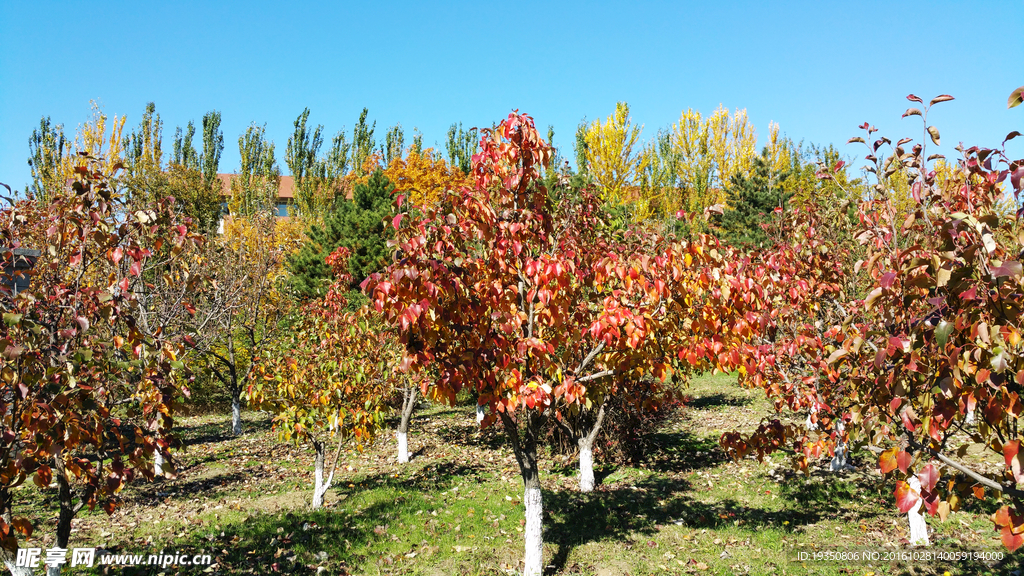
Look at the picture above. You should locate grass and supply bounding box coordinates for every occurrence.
[13,372,1023,575]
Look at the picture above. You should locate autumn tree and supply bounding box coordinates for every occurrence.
[583,102,649,209]
[286,108,327,219]
[364,111,768,574]
[0,157,196,575]
[185,213,291,435]
[229,123,280,218]
[382,148,472,208]
[671,105,758,213]
[723,95,1024,551]
[249,248,394,508]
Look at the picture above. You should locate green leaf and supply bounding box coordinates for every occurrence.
[2,313,22,326]
[935,320,953,347]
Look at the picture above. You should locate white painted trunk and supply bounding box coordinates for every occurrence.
[46,564,60,576]
[579,443,595,492]
[154,448,165,477]
[397,431,409,464]
[907,477,930,546]
[231,396,242,435]
[830,421,847,472]
[5,561,33,576]
[476,404,485,424]
[312,452,326,510]
[523,486,543,576]
[830,442,847,471]
[965,410,976,425]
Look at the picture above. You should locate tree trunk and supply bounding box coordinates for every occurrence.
[312,441,327,510]
[907,476,930,546]
[0,488,31,576]
[311,435,344,510]
[397,385,417,464]
[48,456,74,576]
[476,404,485,424]
[577,399,608,493]
[231,386,243,436]
[500,411,544,576]
[154,447,166,477]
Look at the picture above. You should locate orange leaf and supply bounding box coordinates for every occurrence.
[879,448,898,474]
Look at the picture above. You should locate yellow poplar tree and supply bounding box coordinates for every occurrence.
[671,105,757,212]
[584,102,650,207]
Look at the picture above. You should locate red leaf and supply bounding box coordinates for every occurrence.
[897,450,912,474]
[1005,440,1024,483]
[130,259,142,277]
[392,214,404,230]
[907,94,924,103]
[895,480,921,513]
[918,463,939,492]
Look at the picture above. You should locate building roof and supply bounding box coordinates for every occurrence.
[216,174,295,200]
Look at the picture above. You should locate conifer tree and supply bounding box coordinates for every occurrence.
[287,169,395,300]
[717,149,792,249]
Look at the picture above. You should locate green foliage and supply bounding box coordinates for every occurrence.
[717,150,793,249]
[351,108,376,175]
[574,118,589,177]
[171,121,199,170]
[26,116,67,201]
[383,123,405,166]
[287,169,395,300]
[200,110,225,188]
[445,122,477,175]
[230,123,280,217]
[286,108,326,218]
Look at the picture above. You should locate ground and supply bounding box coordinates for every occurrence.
[14,373,1022,575]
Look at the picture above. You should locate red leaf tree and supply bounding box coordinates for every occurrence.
[0,157,197,573]
[363,111,770,574]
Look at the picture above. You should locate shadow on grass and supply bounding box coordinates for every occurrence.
[107,463,490,576]
[683,392,752,410]
[542,455,897,575]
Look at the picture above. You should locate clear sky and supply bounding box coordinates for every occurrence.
[1,1,1022,193]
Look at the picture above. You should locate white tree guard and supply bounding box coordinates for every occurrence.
[397,431,409,464]
[579,444,595,492]
[523,487,543,576]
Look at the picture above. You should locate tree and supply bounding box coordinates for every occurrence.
[363,111,764,574]
[583,102,649,208]
[249,248,394,508]
[287,170,395,300]
[200,110,225,189]
[286,108,326,219]
[26,117,68,201]
[383,123,405,167]
[229,123,280,218]
[717,150,793,249]
[382,148,472,208]
[351,108,376,176]
[0,156,195,575]
[185,214,291,435]
[445,122,477,175]
[670,105,758,213]
[723,95,1024,551]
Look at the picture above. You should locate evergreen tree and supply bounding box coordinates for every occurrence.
[717,149,793,249]
[287,169,395,300]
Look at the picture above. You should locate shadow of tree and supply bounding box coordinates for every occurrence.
[542,469,886,575]
[683,392,752,410]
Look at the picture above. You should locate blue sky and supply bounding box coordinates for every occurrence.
[1,1,1022,193]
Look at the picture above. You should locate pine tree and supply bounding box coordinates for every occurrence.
[717,149,792,249]
[287,169,395,300]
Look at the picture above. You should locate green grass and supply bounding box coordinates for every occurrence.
[13,373,1023,575]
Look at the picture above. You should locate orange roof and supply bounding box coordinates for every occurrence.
[216,174,295,199]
